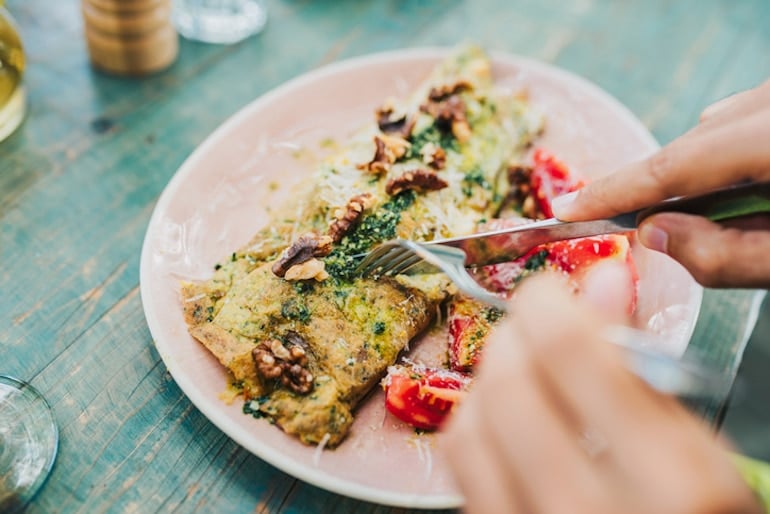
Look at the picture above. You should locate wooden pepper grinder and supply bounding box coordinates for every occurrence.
[82,0,178,76]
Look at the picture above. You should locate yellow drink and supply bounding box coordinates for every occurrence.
[0,7,24,142]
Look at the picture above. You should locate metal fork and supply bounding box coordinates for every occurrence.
[357,239,509,310]
[355,241,730,399]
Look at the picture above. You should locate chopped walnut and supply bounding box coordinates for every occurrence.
[451,117,472,143]
[420,143,446,170]
[375,104,416,138]
[507,164,533,198]
[385,168,449,196]
[502,164,540,218]
[357,134,411,175]
[272,234,333,278]
[522,196,539,219]
[380,134,410,159]
[284,258,329,282]
[427,80,474,102]
[358,136,388,175]
[253,336,314,394]
[328,192,375,242]
[420,94,472,143]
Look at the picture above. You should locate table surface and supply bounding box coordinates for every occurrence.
[2,1,769,512]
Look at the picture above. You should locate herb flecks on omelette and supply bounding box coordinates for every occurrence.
[180,45,544,447]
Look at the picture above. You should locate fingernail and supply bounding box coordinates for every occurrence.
[638,224,669,254]
[551,191,578,219]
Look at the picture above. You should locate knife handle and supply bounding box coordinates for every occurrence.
[634,181,770,225]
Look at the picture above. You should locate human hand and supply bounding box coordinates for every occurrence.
[551,80,770,288]
[442,271,761,514]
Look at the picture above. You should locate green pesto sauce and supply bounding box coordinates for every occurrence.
[406,124,460,159]
[462,167,492,197]
[324,191,416,280]
[372,321,386,335]
[281,298,312,324]
[512,249,551,286]
[524,249,549,271]
[482,306,504,323]
[293,280,315,295]
[243,396,270,418]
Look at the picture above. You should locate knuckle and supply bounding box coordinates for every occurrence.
[686,247,727,287]
[645,148,678,195]
[688,262,721,288]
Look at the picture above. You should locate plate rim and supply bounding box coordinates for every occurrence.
[139,46,702,509]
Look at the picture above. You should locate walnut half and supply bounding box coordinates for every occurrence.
[357,134,411,175]
[375,104,416,138]
[284,258,329,282]
[420,142,446,170]
[385,168,449,196]
[272,234,333,278]
[328,192,375,242]
[427,80,474,102]
[253,337,314,395]
[420,92,472,143]
[505,164,539,218]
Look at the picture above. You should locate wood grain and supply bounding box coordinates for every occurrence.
[1,0,769,512]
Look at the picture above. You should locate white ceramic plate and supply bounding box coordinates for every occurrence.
[139,48,703,509]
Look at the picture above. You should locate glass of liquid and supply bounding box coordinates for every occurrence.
[0,376,58,514]
[0,6,24,142]
[172,0,267,44]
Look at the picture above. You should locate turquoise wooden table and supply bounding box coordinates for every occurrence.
[2,0,769,512]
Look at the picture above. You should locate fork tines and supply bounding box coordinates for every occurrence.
[355,241,422,278]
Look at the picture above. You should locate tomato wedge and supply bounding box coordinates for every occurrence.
[448,297,502,372]
[530,148,584,217]
[453,235,638,372]
[383,365,471,430]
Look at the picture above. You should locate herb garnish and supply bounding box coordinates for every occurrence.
[281,298,312,324]
[462,168,492,197]
[324,191,416,280]
[524,249,549,271]
[406,125,459,159]
[373,321,386,335]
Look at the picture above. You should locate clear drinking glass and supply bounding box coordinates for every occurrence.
[172,0,267,44]
[0,6,25,142]
[0,376,58,513]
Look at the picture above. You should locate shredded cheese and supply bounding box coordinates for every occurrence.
[313,432,331,467]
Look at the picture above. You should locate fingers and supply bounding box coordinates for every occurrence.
[578,261,635,324]
[552,109,770,223]
[443,399,522,514]
[700,79,770,123]
[473,310,604,512]
[508,275,692,460]
[638,212,770,288]
[444,274,763,514]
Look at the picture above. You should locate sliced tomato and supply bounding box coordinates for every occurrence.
[383,365,471,430]
[446,152,637,371]
[549,235,639,315]
[448,296,501,372]
[530,148,584,218]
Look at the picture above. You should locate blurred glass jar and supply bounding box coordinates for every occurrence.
[0,6,25,142]
[172,0,267,44]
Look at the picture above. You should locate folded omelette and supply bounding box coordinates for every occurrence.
[181,45,542,446]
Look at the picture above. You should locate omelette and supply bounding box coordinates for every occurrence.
[181,45,543,446]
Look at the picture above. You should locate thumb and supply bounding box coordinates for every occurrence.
[638,212,770,288]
